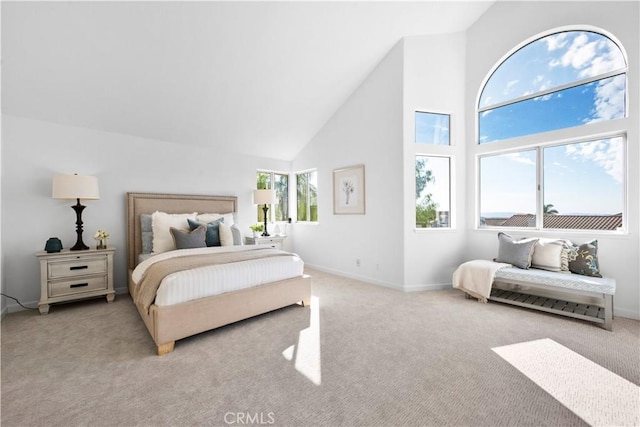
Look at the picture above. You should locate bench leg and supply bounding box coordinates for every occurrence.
[603,294,613,331]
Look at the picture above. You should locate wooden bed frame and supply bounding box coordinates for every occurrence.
[126,192,311,355]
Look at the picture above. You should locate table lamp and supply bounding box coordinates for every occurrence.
[52,174,100,250]
[253,189,276,237]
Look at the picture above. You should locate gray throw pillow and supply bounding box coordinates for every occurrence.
[170,225,206,250]
[495,232,539,269]
[188,218,223,247]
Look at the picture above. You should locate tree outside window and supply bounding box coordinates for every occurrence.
[415,156,450,228]
[297,170,318,222]
[256,171,288,223]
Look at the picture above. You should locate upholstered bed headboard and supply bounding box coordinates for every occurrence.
[126,192,238,273]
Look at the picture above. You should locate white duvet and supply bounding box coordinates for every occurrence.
[132,246,304,307]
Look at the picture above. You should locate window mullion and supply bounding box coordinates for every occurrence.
[536,148,544,230]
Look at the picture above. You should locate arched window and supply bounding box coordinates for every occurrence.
[477,29,627,231]
[479,30,626,143]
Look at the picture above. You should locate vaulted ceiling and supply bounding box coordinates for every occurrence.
[2,1,494,160]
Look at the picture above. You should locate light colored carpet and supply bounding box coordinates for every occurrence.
[2,268,639,426]
[493,338,640,426]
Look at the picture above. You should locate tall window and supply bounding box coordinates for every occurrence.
[416,156,451,228]
[414,110,453,229]
[256,171,289,223]
[478,30,627,232]
[296,170,318,222]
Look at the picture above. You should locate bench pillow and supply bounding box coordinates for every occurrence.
[495,232,539,269]
[567,240,602,277]
[532,238,570,272]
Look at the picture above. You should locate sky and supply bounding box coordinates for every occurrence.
[476,31,626,218]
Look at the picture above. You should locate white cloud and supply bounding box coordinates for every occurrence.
[585,74,625,123]
[549,33,624,78]
[505,152,535,166]
[546,33,568,51]
[564,138,623,183]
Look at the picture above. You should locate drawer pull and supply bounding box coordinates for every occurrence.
[69,266,88,271]
[70,283,89,288]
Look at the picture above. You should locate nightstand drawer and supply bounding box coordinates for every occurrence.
[49,276,107,297]
[48,258,107,279]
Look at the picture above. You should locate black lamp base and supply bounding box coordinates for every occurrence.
[261,204,270,237]
[70,199,90,251]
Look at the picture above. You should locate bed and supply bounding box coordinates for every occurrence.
[126,192,311,355]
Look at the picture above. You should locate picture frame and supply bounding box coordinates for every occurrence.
[333,164,365,214]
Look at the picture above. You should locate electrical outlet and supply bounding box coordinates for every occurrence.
[356,259,361,267]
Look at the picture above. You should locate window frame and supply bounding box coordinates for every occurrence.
[415,111,451,146]
[412,108,456,232]
[256,170,289,224]
[414,154,453,230]
[475,27,629,235]
[296,169,318,223]
[476,132,627,233]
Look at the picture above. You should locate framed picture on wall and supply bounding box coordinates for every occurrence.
[333,164,365,214]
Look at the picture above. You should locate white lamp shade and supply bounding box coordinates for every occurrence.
[52,174,100,200]
[253,189,276,205]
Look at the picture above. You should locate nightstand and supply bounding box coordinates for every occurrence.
[36,247,115,314]
[244,235,287,249]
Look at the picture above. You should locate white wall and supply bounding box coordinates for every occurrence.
[464,1,640,319]
[402,33,468,290]
[1,115,290,312]
[291,42,405,288]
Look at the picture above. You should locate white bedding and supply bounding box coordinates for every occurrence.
[132,246,304,307]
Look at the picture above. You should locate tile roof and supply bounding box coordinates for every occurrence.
[492,213,622,230]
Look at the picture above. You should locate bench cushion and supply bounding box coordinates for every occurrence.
[494,267,615,295]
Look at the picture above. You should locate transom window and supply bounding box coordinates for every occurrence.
[479,30,626,144]
[477,29,627,232]
[415,112,450,145]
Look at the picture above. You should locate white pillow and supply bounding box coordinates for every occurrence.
[218,222,234,246]
[151,211,197,253]
[531,239,568,272]
[196,213,235,226]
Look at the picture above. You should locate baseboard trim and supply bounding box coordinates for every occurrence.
[404,282,453,292]
[614,307,640,321]
[115,286,129,295]
[5,299,39,314]
[304,264,453,293]
[304,264,404,291]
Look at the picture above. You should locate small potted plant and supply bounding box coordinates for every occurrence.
[249,223,264,238]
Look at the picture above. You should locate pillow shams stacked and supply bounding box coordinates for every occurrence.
[188,218,224,247]
[170,225,207,249]
[151,211,197,253]
[140,214,153,254]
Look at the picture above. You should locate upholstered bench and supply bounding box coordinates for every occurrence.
[489,267,615,330]
[454,233,616,330]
